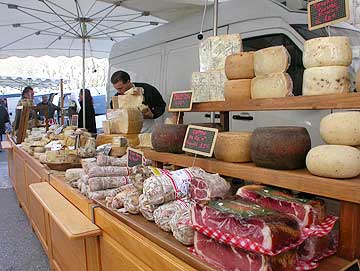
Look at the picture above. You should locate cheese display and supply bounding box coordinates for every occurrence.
[151,124,188,153]
[251,73,293,99]
[214,132,252,162]
[199,34,242,72]
[303,37,352,69]
[253,46,290,76]
[320,111,360,146]
[225,52,254,79]
[191,70,227,102]
[224,79,251,101]
[109,108,143,134]
[306,145,360,179]
[302,66,351,96]
[251,126,311,170]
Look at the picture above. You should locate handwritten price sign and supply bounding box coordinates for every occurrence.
[127,147,144,167]
[308,0,349,30]
[182,125,218,157]
[168,91,193,112]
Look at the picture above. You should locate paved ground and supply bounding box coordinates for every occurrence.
[0,150,50,271]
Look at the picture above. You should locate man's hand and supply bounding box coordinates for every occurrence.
[142,108,154,119]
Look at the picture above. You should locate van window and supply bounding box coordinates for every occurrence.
[242,34,304,96]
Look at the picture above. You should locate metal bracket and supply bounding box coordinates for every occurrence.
[90,204,100,224]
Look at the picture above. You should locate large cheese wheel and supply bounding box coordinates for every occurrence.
[110,108,143,134]
[152,124,188,154]
[251,126,311,170]
[225,52,254,79]
[251,73,293,99]
[96,133,139,147]
[302,66,350,96]
[254,46,290,76]
[224,79,251,101]
[303,37,352,68]
[214,132,252,162]
[320,111,360,146]
[306,145,360,179]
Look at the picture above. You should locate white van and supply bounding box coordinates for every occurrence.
[107,0,360,147]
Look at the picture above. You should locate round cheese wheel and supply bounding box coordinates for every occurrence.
[302,66,350,96]
[214,132,252,162]
[33,146,46,153]
[306,145,360,179]
[225,52,255,79]
[152,124,188,154]
[320,111,360,146]
[251,126,311,170]
[254,46,290,76]
[224,79,251,101]
[303,37,352,68]
[251,73,293,99]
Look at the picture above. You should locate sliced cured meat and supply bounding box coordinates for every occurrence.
[191,199,301,253]
[194,232,297,271]
[236,185,326,228]
[189,174,230,203]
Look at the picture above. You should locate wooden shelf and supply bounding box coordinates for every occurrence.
[143,150,360,204]
[192,92,360,112]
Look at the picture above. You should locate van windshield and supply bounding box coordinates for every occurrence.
[291,24,360,47]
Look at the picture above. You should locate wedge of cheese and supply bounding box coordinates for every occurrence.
[251,73,293,99]
[254,46,290,76]
[302,66,350,96]
[110,108,143,134]
[117,88,144,109]
[225,52,255,79]
[303,37,352,68]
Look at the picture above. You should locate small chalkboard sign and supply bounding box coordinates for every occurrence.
[127,147,144,167]
[182,125,218,157]
[168,91,193,112]
[340,260,360,271]
[308,0,349,31]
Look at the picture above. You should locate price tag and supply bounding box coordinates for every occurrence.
[182,125,218,157]
[340,260,360,271]
[71,115,79,127]
[308,0,349,31]
[127,147,144,167]
[168,91,193,112]
[103,144,112,156]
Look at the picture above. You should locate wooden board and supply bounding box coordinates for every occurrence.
[30,182,100,240]
[192,92,360,112]
[144,150,360,203]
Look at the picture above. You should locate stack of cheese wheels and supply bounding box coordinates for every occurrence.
[302,37,352,96]
[251,46,293,99]
[214,131,252,162]
[224,52,254,101]
[306,111,360,178]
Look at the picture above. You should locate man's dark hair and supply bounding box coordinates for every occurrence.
[22,86,33,98]
[111,70,131,84]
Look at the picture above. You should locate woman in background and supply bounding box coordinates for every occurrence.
[78,89,97,134]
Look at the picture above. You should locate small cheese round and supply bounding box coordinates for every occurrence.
[251,73,293,99]
[214,132,252,162]
[33,146,46,153]
[225,52,255,79]
[306,145,360,179]
[320,111,360,146]
[254,46,290,76]
[302,66,350,96]
[224,79,251,101]
[303,37,352,68]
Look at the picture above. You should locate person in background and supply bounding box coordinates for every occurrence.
[36,95,60,120]
[13,86,35,131]
[110,70,166,132]
[0,102,10,151]
[78,89,96,134]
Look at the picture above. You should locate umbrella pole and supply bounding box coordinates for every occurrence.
[60,78,64,126]
[82,23,86,129]
[210,0,218,124]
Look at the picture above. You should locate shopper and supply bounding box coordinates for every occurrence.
[13,86,35,131]
[36,95,60,120]
[78,89,97,134]
[0,103,10,151]
[110,70,166,132]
